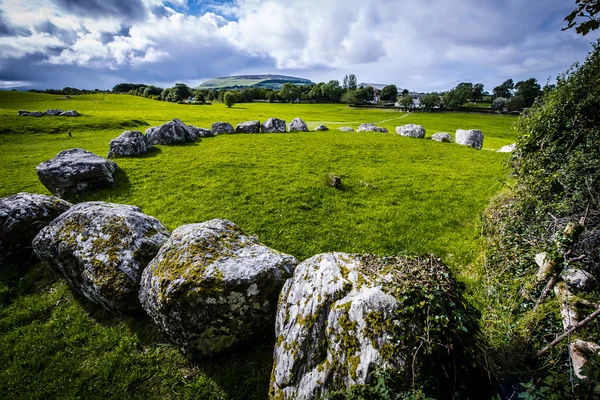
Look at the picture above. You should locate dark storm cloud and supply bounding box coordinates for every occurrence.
[34,20,77,44]
[151,5,170,18]
[99,26,131,44]
[51,0,148,20]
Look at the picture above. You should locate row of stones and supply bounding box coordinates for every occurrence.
[18,109,80,117]
[0,193,420,399]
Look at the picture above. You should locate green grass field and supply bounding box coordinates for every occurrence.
[0,92,518,399]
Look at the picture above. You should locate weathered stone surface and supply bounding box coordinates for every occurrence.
[18,110,29,116]
[535,252,556,281]
[45,109,64,116]
[571,340,600,379]
[271,253,403,399]
[211,121,235,135]
[431,132,452,142]
[0,193,71,265]
[289,118,308,132]
[395,124,425,138]
[236,120,261,134]
[326,174,341,188]
[455,129,484,149]
[60,110,80,116]
[108,131,152,158]
[32,202,170,313]
[36,148,119,199]
[146,118,195,145]
[139,219,297,357]
[497,143,516,153]
[188,125,213,138]
[314,125,329,131]
[261,117,286,133]
[562,268,599,291]
[357,123,387,133]
[337,127,354,132]
[30,111,43,117]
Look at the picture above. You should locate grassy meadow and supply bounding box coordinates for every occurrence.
[0,91,518,399]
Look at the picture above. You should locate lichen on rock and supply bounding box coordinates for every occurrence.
[139,219,297,358]
[32,202,170,313]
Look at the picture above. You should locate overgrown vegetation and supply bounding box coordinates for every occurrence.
[479,39,600,397]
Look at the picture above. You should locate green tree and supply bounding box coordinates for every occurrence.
[355,87,375,104]
[420,93,441,111]
[472,83,485,102]
[223,91,236,108]
[347,74,357,90]
[505,95,525,111]
[442,84,471,109]
[380,85,398,101]
[342,75,349,90]
[278,83,301,103]
[322,80,343,102]
[563,0,600,35]
[491,97,508,110]
[515,78,542,107]
[398,94,413,111]
[402,88,409,96]
[493,79,514,99]
[340,90,358,104]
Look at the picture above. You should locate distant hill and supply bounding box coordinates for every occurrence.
[198,74,314,90]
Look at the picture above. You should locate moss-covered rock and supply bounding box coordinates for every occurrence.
[270,253,483,399]
[0,192,71,266]
[139,219,297,358]
[32,202,170,313]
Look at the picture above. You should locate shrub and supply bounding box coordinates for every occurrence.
[340,90,358,105]
[505,95,526,111]
[223,91,236,108]
[491,97,507,110]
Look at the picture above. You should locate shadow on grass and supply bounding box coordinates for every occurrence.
[70,168,132,203]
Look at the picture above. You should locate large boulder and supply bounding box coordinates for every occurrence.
[36,148,119,199]
[396,124,425,138]
[32,202,170,313]
[139,219,297,357]
[211,122,235,135]
[431,132,452,142]
[289,118,308,132]
[337,127,354,132]
[455,129,484,149]
[314,125,329,131]
[236,120,261,134]
[357,123,387,133]
[270,253,477,399]
[0,193,71,265]
[261,118,286,133]
[188,125,213,138]
[108,130,152,158]
[45,109,63,116]
[146,118,195,145]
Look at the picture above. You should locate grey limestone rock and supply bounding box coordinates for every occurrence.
[431,132,452,142]
[236,120,261,133]
[0,192,71,265]
[146,118,196,145]
[337,126,354,132]
[289,118,308,132]
[314,125,329,131]
[139,219,297,357]
[261,117,286,133]
[455,129,484,149]
[188,125,213,138]
[18,110,29,116]
[562,268,600,292]
[357,123,387,133]
[497,143,516,153]
[45,109,64,116]
[396,124,425,138]
[108,130,152,158]
[36,148,119,198]
[60,110,80,116]
[270,253,403,399]
[32,202,170,313]
[211,121,235,135]
[30,111,43,117]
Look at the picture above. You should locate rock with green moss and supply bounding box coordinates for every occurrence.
[139,219,297,357]
[270,252,403,399]
[32,202,170,313]
[36,148,119,199]
[0,192,72,266]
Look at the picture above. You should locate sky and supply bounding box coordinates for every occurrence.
[0,0,599,92]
